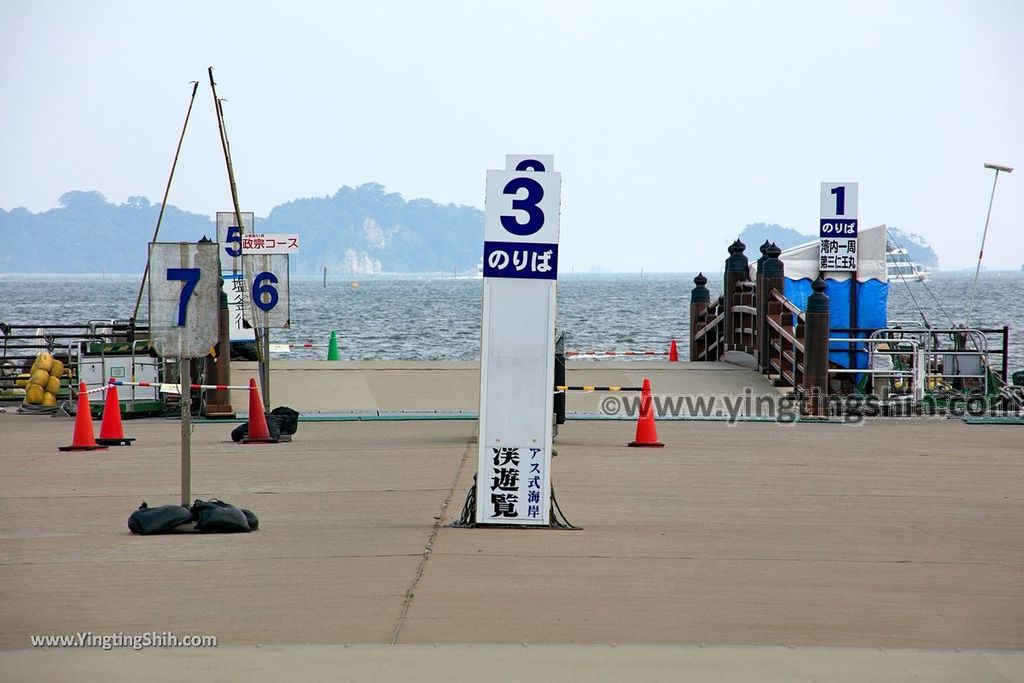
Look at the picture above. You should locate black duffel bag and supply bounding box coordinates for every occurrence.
[269,406,300,435]
[190,499,254,533]
[230,418,282,443]
[128,502,193,535]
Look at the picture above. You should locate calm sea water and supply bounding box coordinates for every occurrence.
[1,271,1022,373]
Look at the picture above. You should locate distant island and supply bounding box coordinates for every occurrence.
[738,222,939,268]
[0,188,940,274]
[0,184,484,275]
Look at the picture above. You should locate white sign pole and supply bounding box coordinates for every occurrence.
[149,242,220,506]
[476,162,561,525]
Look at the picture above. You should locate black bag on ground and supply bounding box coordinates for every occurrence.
[230,417,282,443]
[241,507,259,530]
[191,499,252,533]
[128,502,193,535]
[269,406,300,435]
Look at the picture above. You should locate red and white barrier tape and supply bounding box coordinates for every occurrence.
[269,342,328,351]
[104,380,254,392]
[565,350,669,357]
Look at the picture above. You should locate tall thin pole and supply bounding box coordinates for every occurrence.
[180,359,191,507]
[208,67,269,409]
[966,168,1007,327]
[132,81,200,321]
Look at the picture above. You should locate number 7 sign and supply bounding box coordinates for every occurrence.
[149,242,221,358]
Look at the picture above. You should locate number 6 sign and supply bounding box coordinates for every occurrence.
[148,242,220,358]
[242,253,290,329]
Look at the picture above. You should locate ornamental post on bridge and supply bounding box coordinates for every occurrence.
[754,240,770,300]
[758,243,784,374]
[723,239,749,351]
[803,276,830,417]
[689,272,710,361]
[754,240,769,369]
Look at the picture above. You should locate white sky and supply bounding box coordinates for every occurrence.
[1,0,1022,271]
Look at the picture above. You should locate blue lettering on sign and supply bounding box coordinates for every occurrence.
[225,225,242,257]
[483,241,558,280]
[252,271,279,311]
[166,267,201,327]
[819,219,858,237]
[515,159,546,172]
[499,177,545,236]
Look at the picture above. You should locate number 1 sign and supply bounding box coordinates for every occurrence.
[819,182,859,272]
[149,242,220,358]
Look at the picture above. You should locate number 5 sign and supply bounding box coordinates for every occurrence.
[148,242,221,358]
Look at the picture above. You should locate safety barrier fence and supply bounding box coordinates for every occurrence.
[72,379,256,399]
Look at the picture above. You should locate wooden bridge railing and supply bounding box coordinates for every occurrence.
[689,239,830,415]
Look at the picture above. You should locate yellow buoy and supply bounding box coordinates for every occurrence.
[351,282,359,289]
[15,373,30,388]
[42,391,57,407]
[50,359,65,378]
[30,369,49,387]
[45,375,61,394]
[25,384,44,405]
[35,352,53,372]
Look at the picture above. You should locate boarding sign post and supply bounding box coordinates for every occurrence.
[476,162,561,525]
[216,212,256,342]
[241,253,291,410]
[148,242,220,506]
[819,182,859,272]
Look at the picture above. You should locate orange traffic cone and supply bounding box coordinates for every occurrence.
[628,377,664,448]
[668,339,679,362]
[59,382,108,452]
[96,380,135,446]
[241,378,276,444]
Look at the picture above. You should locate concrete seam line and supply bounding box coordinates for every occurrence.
[390,424,476,645]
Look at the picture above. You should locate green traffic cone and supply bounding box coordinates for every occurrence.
[327,331,340,361]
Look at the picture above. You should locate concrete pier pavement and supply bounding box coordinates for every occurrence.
[1,362,1022,680]
[228,360,778,413]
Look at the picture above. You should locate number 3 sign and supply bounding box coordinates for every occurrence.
[483,168,561,280]
[149,242,221,358]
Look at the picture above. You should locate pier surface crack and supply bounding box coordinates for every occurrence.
[389,426,475,644]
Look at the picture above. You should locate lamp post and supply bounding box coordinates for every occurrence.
[965,162,1013,328]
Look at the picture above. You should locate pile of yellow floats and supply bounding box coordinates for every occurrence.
[16,352,67,407]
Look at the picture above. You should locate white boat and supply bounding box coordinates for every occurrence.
[886,242,930,282]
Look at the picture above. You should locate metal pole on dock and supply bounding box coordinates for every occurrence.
[966,162,1013,328]
[180,359,191,507]
[208,67,270,409]
[132,80,200,322]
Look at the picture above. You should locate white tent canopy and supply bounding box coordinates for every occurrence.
[755,224,889,283]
